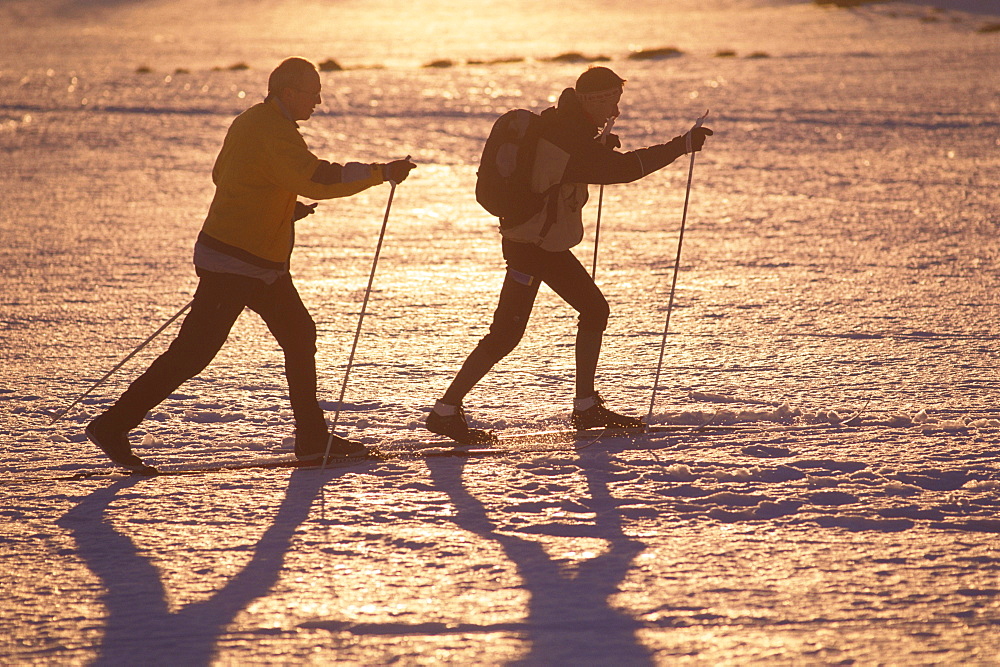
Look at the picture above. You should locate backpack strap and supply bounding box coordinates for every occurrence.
[537,186,561,240]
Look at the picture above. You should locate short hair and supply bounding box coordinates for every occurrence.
[575,66,626,94]
[268,57,317,95]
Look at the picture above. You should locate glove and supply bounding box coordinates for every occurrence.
[385,158,416,184]
[605,133,622,150]
[293,201,317,221]
[686,126,713,153]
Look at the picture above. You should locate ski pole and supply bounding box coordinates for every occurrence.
[648,111,709,419]
[592,186,606,279]
[48,299,194,424]
[591,116,617,279]
[321,161,407,468]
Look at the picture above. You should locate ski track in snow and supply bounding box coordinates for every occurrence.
[2,0,999,663]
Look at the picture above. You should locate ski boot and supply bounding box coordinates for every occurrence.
[295,428,370,462]
[426,403,498,446]
[86,414,157,474]
[571,392,645,431]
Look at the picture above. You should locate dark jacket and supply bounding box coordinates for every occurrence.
[501,87,688,251]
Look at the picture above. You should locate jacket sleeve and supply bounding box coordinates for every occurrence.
[562,135,688,185]
[262,129,384,200]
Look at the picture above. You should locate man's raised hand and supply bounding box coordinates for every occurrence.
[385,157,416,184]
[687,126,714,153]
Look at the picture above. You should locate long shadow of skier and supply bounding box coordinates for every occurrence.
[57,468,333,666]
[424,451,654,666]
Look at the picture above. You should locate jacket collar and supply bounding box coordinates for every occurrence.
[264,95,298,126]
[554,87,599,136]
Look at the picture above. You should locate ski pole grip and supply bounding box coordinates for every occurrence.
[388,155,413,186]
[685,110,709,154]
[599,116,617,144]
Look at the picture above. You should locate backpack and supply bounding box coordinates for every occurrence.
[476,109,548,228]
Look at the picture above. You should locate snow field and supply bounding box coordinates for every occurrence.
[2,0,999,663]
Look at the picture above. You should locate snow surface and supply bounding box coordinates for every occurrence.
[2,0,999,663]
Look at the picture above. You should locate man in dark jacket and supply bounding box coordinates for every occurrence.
[426,66,712,444]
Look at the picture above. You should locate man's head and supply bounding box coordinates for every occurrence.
[575,66,626,126]
[269,57,322,121]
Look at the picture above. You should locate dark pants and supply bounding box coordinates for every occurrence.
[442,239,610,404]
[102,270,325,436]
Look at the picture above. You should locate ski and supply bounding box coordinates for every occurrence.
[11,417,901,485]
[7,444,533,484]
[403,420,872,450]
[12,454,368,482]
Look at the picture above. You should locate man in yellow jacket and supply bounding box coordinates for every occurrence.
[87,57,415,470]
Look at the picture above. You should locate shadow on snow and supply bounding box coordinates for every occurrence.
[56,469,329,665]
[423,455,654,666]
[57,455,653,664]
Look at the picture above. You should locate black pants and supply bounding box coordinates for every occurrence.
[442,239,610,405]
[102,270,325,436]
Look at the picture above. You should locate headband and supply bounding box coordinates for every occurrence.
[576,87,622,104]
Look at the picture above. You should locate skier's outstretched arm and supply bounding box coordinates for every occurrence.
[564,126,713,185]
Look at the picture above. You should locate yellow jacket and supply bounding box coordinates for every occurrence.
[201,98,384,265]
